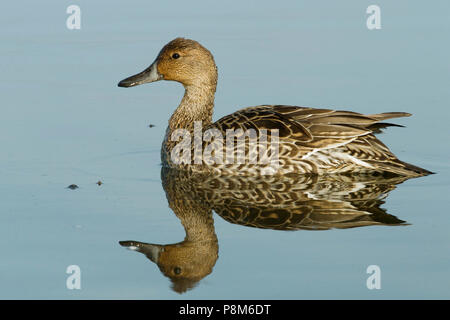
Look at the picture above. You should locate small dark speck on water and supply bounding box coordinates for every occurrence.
[97,180,103,186]
[148,124,155,128]
[67,184,79,190]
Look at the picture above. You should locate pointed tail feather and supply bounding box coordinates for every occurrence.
[366,122,405,134]
[367,112,412,121]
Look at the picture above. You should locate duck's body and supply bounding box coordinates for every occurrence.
[119,38,431,177]
[162,104,431,176]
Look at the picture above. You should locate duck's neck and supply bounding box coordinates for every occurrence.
[168,195,218,242]
[181,205,217,243]
[168,83,216,133]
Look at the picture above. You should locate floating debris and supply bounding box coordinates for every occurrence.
[67,184,79,190]
[148,124,155,128]
[96,180,103,186]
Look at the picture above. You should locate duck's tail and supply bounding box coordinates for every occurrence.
[364,112,411,134]
[366,112,412,121]
[364,113,434,176]
[398,160,435,177]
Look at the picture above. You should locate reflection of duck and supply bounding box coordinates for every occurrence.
[120,168,411,293]
[118,37,432,177]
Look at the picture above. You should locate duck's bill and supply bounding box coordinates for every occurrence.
[118,61,162,87]
[119,240,163,263]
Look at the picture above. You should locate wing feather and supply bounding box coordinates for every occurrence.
[208,105,429,176]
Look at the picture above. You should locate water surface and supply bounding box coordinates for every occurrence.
[0,0,449,299]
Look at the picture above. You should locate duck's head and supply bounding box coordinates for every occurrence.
[118,38,217,89]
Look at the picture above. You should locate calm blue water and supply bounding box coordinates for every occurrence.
[0,0,449,299]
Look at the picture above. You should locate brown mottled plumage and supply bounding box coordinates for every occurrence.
[118,38,432,177]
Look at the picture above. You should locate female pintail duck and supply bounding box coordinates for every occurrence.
[118,38,432,177]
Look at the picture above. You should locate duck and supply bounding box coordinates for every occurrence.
[118,37,432,177]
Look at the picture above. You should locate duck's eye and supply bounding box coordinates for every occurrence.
[172,53,180,59]
[173,267,182,275]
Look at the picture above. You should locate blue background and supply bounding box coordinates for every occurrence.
[0,0,449,298]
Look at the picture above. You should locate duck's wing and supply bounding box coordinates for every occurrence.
[269,105,412,134]
[212,106,371,157]
[253,105,411,129]
[211,105,397,157]
[210,105,430,176]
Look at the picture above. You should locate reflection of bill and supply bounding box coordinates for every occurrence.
[120,168,411,294]
[170,121,280,174]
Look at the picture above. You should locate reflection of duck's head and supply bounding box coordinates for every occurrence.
[120,238,218,294]
[120,172,219,294]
